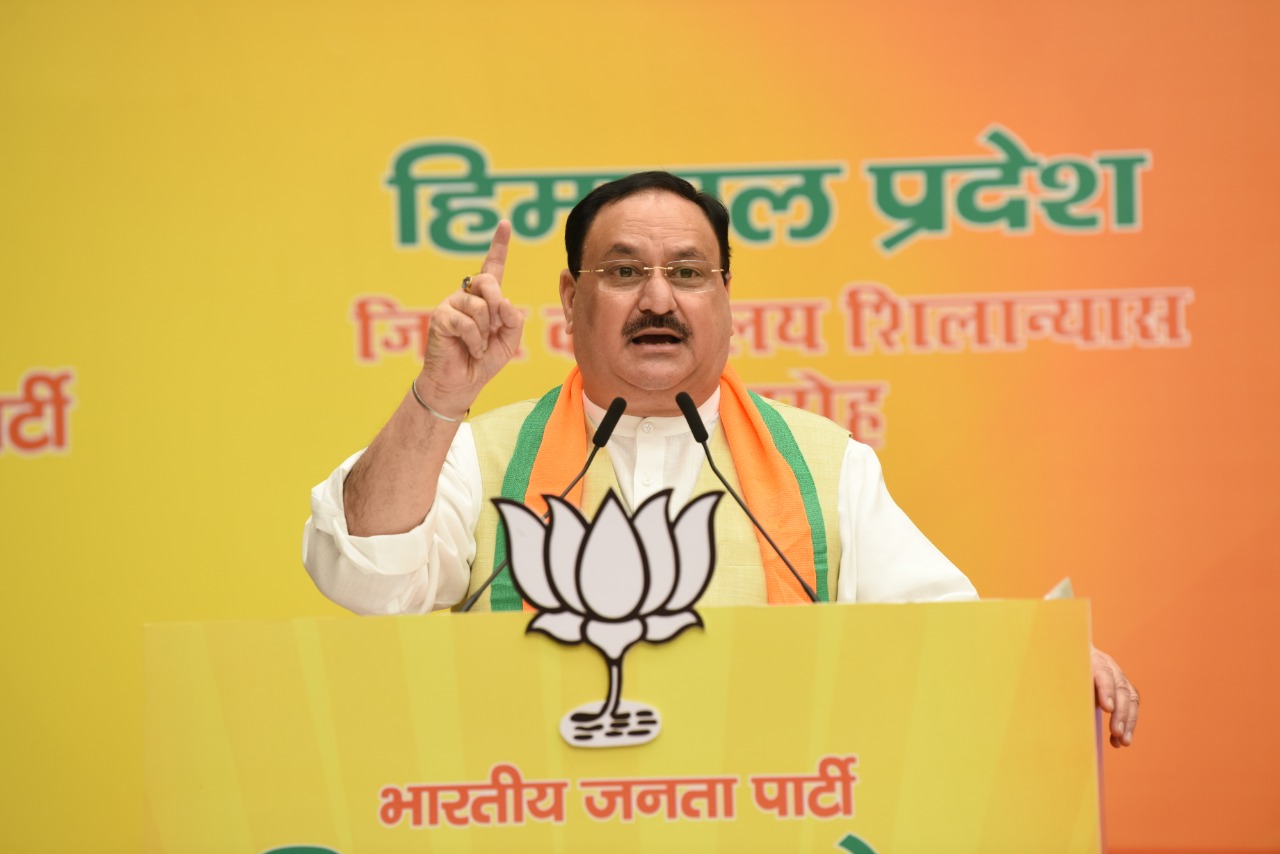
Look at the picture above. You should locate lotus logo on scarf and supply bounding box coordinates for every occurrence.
[494,488,722,747]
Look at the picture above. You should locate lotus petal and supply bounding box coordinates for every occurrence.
[577,493,647,620]
[528,610,585,645]
[665,492,722,611]
[584,617,645,661]
[633,491,678,615]
[545,497,588,613]
[492,499,560,610]
[643,611,702,644]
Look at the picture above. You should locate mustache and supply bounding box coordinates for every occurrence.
[622,314,692,339]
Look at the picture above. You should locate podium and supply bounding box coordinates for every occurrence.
[145,601,1101,853]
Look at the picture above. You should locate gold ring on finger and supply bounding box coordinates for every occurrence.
[461,275,473,292]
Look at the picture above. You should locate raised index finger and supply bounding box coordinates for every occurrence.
[480,220,512,283]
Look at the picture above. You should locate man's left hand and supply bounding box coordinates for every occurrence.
[1092,646,1139,748]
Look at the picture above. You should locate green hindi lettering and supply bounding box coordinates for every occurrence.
[386,142,499,253]
[718,166,845,244]
[864,161,956,252]
[1039,156,1102,229]
[1098,152,1151,228]
[953,127,1038,232]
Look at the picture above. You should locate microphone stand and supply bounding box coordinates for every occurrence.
[675,391,818,603]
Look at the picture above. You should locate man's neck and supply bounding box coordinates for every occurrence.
[584,388,721,433]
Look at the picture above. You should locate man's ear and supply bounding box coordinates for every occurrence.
[723,271,732,294]
[558,268,577,333]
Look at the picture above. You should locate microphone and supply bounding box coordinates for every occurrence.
[675,391,818,603]
[460,396,627,612]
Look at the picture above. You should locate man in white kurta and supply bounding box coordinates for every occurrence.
[302,171,1139,747]
[304,388,978,614]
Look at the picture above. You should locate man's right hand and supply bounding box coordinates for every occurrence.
[342,221,524,537]
[414,220,524,419]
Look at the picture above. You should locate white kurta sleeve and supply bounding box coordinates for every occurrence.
[835,439,979,603]
[301,424,483,614]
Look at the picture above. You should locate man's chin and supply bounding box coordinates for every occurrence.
[621,351,691,378]
[625,365,717,399]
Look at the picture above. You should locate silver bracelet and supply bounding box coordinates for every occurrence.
[410,378,468,423]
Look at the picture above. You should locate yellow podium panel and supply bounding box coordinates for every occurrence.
[145,601,1099,853]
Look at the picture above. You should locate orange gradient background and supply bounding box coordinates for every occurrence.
[2,1,1277,851]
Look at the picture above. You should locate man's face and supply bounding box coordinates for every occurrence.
[559,191,733,417]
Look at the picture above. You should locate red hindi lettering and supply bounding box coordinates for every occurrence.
[843,283,904,353]
[749,775,807,818]
[804,755,859,819]
[676,776,738,820]
[467,763,525,825]
[580,779,636,822]
[2,370,74,454]
[731,302,772,355]
[523,779,568,823]
[350,295,432,363]
[633,779,682,820]
[378,784,434,827]
[435,784,476,827]
[773,301,827,355]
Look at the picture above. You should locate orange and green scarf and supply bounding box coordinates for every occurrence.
[488,366,829,608]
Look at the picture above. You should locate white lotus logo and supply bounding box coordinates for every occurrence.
[494,488,722,747]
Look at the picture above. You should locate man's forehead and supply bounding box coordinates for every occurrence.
[598,239,712,260]
[583,191,717,254]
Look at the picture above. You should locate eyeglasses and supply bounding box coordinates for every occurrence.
[577,260,725,293]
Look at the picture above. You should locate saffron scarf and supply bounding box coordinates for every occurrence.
[489,366,827,609]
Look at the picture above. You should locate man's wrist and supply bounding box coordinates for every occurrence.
[410,377,470,423]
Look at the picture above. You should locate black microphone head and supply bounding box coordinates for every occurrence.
[593,397,627,447]
[675,392,710,444]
